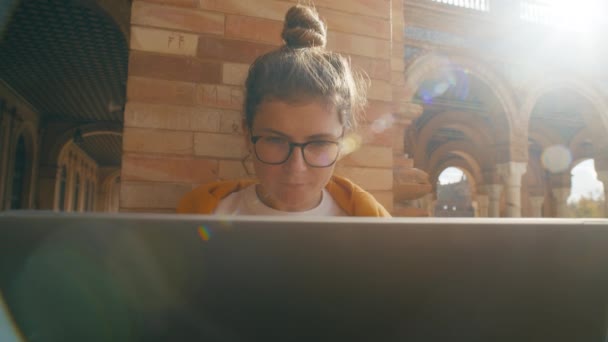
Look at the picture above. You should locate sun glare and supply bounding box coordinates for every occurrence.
[551,0,603,33]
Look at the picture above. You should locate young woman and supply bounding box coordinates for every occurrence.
[177,5,390,217]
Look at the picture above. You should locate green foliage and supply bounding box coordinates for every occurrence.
[568,194,605,218]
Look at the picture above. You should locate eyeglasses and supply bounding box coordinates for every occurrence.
[250,135,342,168]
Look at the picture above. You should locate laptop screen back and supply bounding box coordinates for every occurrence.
[1,212,608,341]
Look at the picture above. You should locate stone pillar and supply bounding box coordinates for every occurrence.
[551,187,571,218]
[476,194,489,217]
[37,164,60,210]
[471,200,479,217]
[496,162,527,217]
[596,170,608,217]
[529,196,545,218]
[483,184,503,217]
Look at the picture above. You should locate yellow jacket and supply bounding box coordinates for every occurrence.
[177,175,391,217]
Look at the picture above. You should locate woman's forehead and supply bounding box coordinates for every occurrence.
[253,99,343,137]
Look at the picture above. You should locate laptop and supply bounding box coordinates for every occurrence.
[1,212,607,341]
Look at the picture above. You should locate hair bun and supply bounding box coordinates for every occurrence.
[281,5,327,48]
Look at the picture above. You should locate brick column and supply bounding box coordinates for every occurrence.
[124,0,396,212]
[528,195,544,218]
[496,162,527,217]
[483,184,503,217]
[551,187,570,218]
[475,194,489,217]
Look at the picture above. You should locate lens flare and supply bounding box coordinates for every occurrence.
[198,226,211,241]
[371,113,395,134]
[340,133,362,156]
[541,145,572,173]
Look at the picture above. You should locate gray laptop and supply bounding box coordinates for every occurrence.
[1,212,608,341]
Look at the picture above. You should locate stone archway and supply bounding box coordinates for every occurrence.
[521,77,608,160]
[4,121,37,209]
[402,52,522,158]
[523,78,608,217]
[37,122,122,210]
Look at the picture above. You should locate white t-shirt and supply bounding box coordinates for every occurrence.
[214,184,347,216]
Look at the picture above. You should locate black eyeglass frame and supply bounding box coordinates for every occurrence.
[250,135,343,168]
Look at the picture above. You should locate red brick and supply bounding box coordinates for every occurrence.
[123,127,193,155]
[120,181,193,209]
[391,71,405,86]
[194,132,247,159]
[219,110,244,134]
[132,2,224,35]
[368,79,392,102]
[317,8,390,40]
[196,84,243,110]
[129,51,221,83]
[358,125,394,147]
[340,145,392,168]
[124,102,221,132]
[218,160,254,180]
[333,166,392,191]
[197,36,276,64]
[369,190,393,212]
[225,15,283,46]
[199,0,291,21]
[286,0,390,19]
[131,26,198,56]
[327,32,390,60]
[127,76,196,105]
[363,100,393,123]
[122,154,218,183]
[222,63,249,86]
[349,55,391,81]
[141,0,197,8]
[392,57,405,72]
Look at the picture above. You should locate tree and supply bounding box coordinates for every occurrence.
[568,194,605,218]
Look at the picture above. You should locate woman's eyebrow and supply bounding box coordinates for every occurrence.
[305,133,341,140]
[257,128,290,137]
[257,129,341,141]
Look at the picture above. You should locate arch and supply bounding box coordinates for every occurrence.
[528,126,564,150]
[5,121,37,209]
[45,122,122,167]
[433,160,478,217]
[427,141,484,195]
[521,77,608,153]
[412,111,494,169]
[568,128,594,161]
[403,53,521,143]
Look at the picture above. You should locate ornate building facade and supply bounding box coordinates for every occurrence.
[1,0,607,217]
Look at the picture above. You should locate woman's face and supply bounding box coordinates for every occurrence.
[247,99,343,212]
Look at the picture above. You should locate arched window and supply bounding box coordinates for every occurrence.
[73,173,80,211]
[435,167,474,217]
[58,166,67,211]
[10,136,26,209]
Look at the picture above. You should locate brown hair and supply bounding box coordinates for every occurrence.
[243,4,367,132]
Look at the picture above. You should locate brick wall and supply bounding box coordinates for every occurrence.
[121,0,402,213]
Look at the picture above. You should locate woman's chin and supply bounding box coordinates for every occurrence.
[275,192,319,212]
